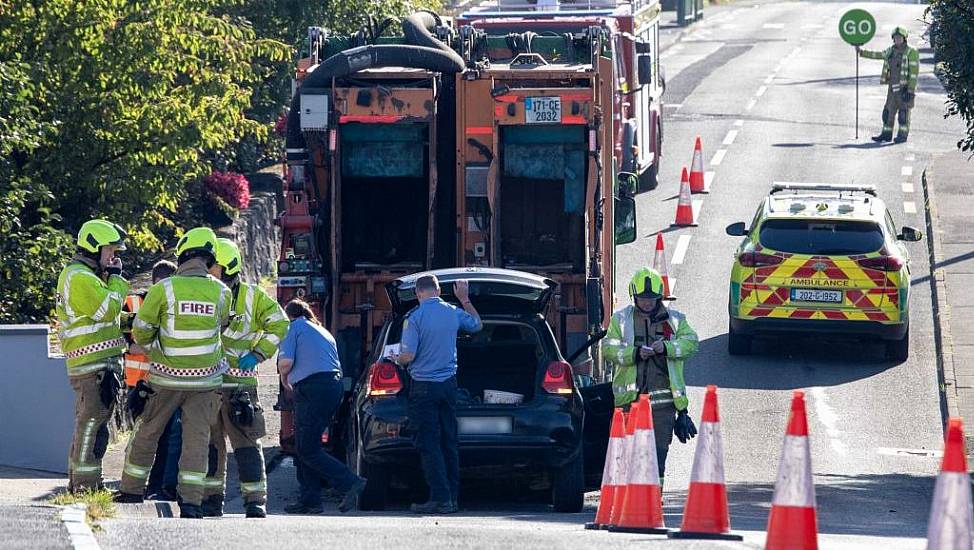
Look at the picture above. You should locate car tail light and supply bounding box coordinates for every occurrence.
[320,428,329,444]
[857,256,904,272]
[738,252,784,267]
[368,361,402,397]
[543,361,573,395]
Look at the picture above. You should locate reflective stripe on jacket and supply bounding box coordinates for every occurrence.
[860,45,919,92]
[221,282,289,386]
[56,259,130,374]
[132,258,231,390]
[604,304,698,410]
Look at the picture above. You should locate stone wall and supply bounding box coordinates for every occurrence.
[218,189,281,284]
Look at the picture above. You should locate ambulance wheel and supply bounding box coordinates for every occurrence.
[886,325,910,362]
[728,324,752,356]
[552,452,584,513]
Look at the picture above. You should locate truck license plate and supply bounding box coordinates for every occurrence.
[458,417,513,435]
[790,288,843,303]
[525,96,561,124]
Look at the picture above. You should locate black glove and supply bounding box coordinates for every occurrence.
[230,391,255,427]
[105,264,122,276]
[901,88,915,103]
[126,380,155,419]
[674,409,697,444]
[98,369,123,408]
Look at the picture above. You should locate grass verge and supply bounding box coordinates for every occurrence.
[50,489,117,525]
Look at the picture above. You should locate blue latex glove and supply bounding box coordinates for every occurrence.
[238,353,260,372]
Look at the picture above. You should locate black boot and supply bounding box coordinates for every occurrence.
[871,132,893,142]
[113,492,144,504]
[245,503,267,518]
[893,134,908,143]
[179,503,204,519]
[201,495,224,517]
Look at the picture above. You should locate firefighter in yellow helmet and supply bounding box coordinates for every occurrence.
[604,267,698,488]
[857,26,919,143]
[56,219,130,492]
[201,238,288,518]
[117,227,232,519]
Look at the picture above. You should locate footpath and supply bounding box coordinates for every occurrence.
[923,149,974,445]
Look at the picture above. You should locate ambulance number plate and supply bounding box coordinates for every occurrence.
[525,96,561,124]
[790,288,843,303]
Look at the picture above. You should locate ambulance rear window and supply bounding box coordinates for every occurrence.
[758,219,884,255]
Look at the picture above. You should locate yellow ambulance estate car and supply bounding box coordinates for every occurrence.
[725,183,923,361]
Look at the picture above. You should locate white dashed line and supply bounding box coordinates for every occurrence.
[665,103,683,109]
[764,74,775,84]
[905,153,916,162]
[810,387,847,456]
[904,202,917,214]
[723,130,739,145]
[734,119,744,127]
[902,182,914,193]
[774,63,783,73]
[704,171,715,191]
[801,23,824,29]
[902,166,913,176]
[692,199,703,222]
[762,23,785,29]
[671,235,692,265]
[745,98,757,111]
[756,85,767,97]
[711,149,728,166]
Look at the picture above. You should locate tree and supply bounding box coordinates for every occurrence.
[930,0,974,153]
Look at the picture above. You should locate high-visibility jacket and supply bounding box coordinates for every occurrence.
[859,44,919,93]
[222,282,289,386]
[132,259,232,390]
[56,257,130,376]
[604,304,698,410]
[123,293,150,386]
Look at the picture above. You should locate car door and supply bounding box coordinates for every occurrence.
[579,379,614,489]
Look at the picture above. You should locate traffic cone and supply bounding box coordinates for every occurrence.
[669,385,743,541]
[689,137,708,194]
[652,233,672,299]
[586,408,626,530]
[926,417,974,549]
[608,404,637,528]
[673,167,698,227]
[609,394,669,534]
[765,390,818,550]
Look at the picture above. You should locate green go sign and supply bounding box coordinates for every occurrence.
[839,9,876,46]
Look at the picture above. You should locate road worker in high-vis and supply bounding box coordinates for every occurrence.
[604,267,699,489]
[116,227,232,518]
[201,238,288,519]
[56,219,130,492]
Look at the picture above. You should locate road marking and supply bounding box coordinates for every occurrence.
[764,74,775,84]
[762,23,784,29]
[877,447,942,458]
[789,46,802,58]
[671,235,692,265]
[711,149,728,166]
[734,119,744,127]
[60,505,102,550]
[756,85,767,97]
[745,98,757,111]
[774,63,783,73]
[902,166,913,176]
[704,171,715,191]
[904,201,917,214]
[810,387,846,456]
[665,103,683,109]
[902,182,914,193]
[723,130,739,145]
[905,153,916,162]
[692,199,703,223]
[801,23,824,29]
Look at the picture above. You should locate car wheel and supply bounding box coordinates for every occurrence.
[886,325,910,362]
[728,323,752,356]
[350,429,389,511]
[551,452,584,513]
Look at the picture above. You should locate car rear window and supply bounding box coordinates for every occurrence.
[758,219,885,255]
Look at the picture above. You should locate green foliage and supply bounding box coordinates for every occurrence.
[930,0,974,152]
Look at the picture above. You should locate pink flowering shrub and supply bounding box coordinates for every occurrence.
[203,171,250,210]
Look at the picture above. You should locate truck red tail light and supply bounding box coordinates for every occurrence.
[368,361,402,397]
[543,361,574,395]
[857,256,904,272]
[738,252,784,267]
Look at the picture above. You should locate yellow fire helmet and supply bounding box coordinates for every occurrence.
[175,227,218,258]
[77,219,127,253]
[628,267,665,299]
[215,237,242,276]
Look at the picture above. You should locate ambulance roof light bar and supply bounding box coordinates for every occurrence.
[769,182,877,197]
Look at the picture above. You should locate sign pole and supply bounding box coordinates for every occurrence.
[839,8,875,141]
[855,49,859,140]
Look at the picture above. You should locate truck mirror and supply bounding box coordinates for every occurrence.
[615,196,637,245]
[616,171,638,197]
[637,54,653,86]
[725,222,747,236]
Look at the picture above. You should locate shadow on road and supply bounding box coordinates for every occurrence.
[833,141,892,150]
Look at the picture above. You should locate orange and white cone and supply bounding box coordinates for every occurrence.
[608,404,637,528]
[586,408,626,530]
[689,137,709,194]
[609,394,669,534]
[765,390,818,550]
[673,167,698,227]
[926,417,974,549]
[670,385,743,541]
[652,233,672,299]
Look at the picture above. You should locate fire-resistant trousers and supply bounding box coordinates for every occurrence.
[204,387,267,505]
[67,367,115,491]
[120,386,221,505]
[882,87,912,138]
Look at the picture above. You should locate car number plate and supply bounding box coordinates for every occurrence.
[458,416,513,435]
[790,288,843,303]
[525,96,561,124]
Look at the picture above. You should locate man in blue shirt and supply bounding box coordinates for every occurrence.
[277,299,366,514]
[396,275,482,514]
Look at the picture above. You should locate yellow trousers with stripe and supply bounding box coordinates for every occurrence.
[68,369,114,491]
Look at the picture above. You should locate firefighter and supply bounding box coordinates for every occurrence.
[604,267,698,489]
[857,26,919,143]
[116,227,232,519]
[201,238,288,519]
[56,219,130,493]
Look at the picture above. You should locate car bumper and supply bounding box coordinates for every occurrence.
[730,315,908,340]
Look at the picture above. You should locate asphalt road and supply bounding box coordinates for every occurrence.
[93,2,965,548]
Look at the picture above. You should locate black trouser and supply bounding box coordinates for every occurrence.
[653,405,677,484]
[407,376,459,503]
[294,372,357,506]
